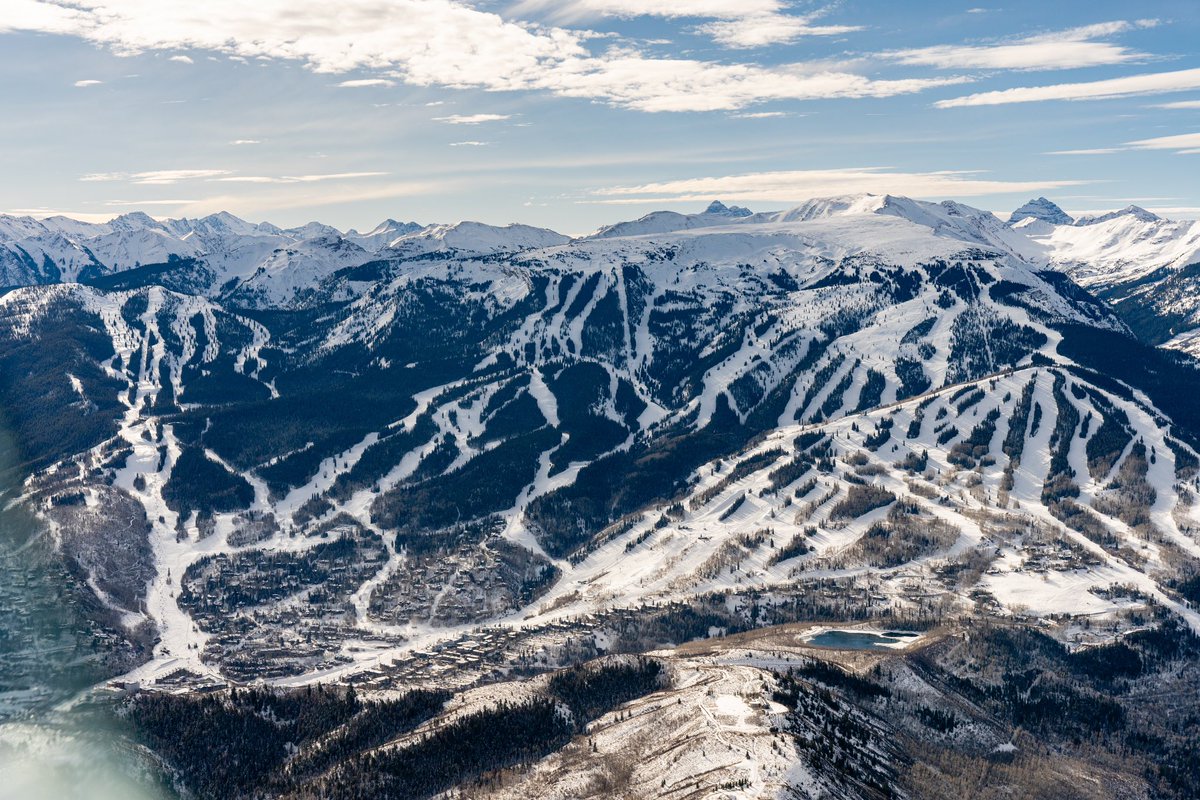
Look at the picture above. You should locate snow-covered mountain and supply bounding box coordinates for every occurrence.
[6,193,1200,798]
[1002,199,1200,355]
[383,220,569,257]
[1008,196,1075,226]
[4,193,1198,680]
[0,210,572,307]
[588,199,751,238]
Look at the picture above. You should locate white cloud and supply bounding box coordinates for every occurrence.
[104,198,198,205]
[79,168,390,186]
[1126,132,1200,153]
[698,16,861,48]
[168,54,193,63]
[1044,148,1122,155]
[212,171,389,183]
[888,20,1155,71]
[449,140,490,146]
[511,0,784,22]
[1156,100,1200,109]
[590,167,1089,204]
[338,78,396,87]
[514,0,861,48]
[434,113,511,124]
[936,67,1200,108]
[230,139,262,145]
[73,79,102,87]
[81,169,232,184]
[729,111,791,119]
[1,0,89,35]
[163,179,455,219]
[2,0,956,113]
[1044,131,1200,157]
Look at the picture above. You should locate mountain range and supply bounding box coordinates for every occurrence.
[3,194,1200,799]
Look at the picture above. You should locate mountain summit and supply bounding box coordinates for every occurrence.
[703,200,752,218]
[1007,196,1074,226]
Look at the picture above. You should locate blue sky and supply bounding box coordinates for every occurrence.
[1,0,1198,233]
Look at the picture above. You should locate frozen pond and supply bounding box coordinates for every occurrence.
[803,629,920,651]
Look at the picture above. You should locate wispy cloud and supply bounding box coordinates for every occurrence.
[104,198,199,206]
[1126,132,1200,155]
[79,169,390,186]
[1,0,958,113]
[888,20,1156,71]
[168,54,193,64]
[514,0,862,48]
[590,167,1089,204]
[699,16,860,48]
[1156,100,1200,110]
[434,113,511,124]
[449,141,490,146]
[81,169,233,185]
[729,110,791,119]
[230,139,262,145]
[1044,148,1123,156]
[73,79,102,87]
[1046,132,1200,157]
[936,67,1200,108]
[162,179,456,219]
[212,171,389,183]
[338,78,396,88]
[511,0,784,23]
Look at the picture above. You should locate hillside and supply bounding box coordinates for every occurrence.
[2,196,1200,797]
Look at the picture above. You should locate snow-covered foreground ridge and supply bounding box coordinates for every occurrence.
[1,193,1200,689]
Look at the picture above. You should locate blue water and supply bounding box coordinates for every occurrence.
[805,629,916,650]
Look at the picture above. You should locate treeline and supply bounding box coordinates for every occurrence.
[0,303,125,474]
[909,618,1200,799]
[371,425,559,534]
[161,446,255,519]
[130,659,665,800]
[316,658,664,799]
[128,684,450,799]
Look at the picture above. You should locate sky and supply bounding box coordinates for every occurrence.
[1,0,1198,234]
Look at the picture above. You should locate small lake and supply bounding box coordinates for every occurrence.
[804,629,919,650]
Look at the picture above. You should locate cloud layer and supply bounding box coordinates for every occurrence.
[591,167,1089,204]
[3,0,953,112]
[937,67,1200,108]
[888,20,1156,71]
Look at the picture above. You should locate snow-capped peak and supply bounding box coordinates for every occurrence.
[1007,197,1074,227]
[751,193,885,223]
[345,219,424,250]
[109,211,164,233]
[588,200,757,239]
[385,220,569,256]
[287,221,343,241]
[703,200,752,218]
[1074,205,1161,226]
